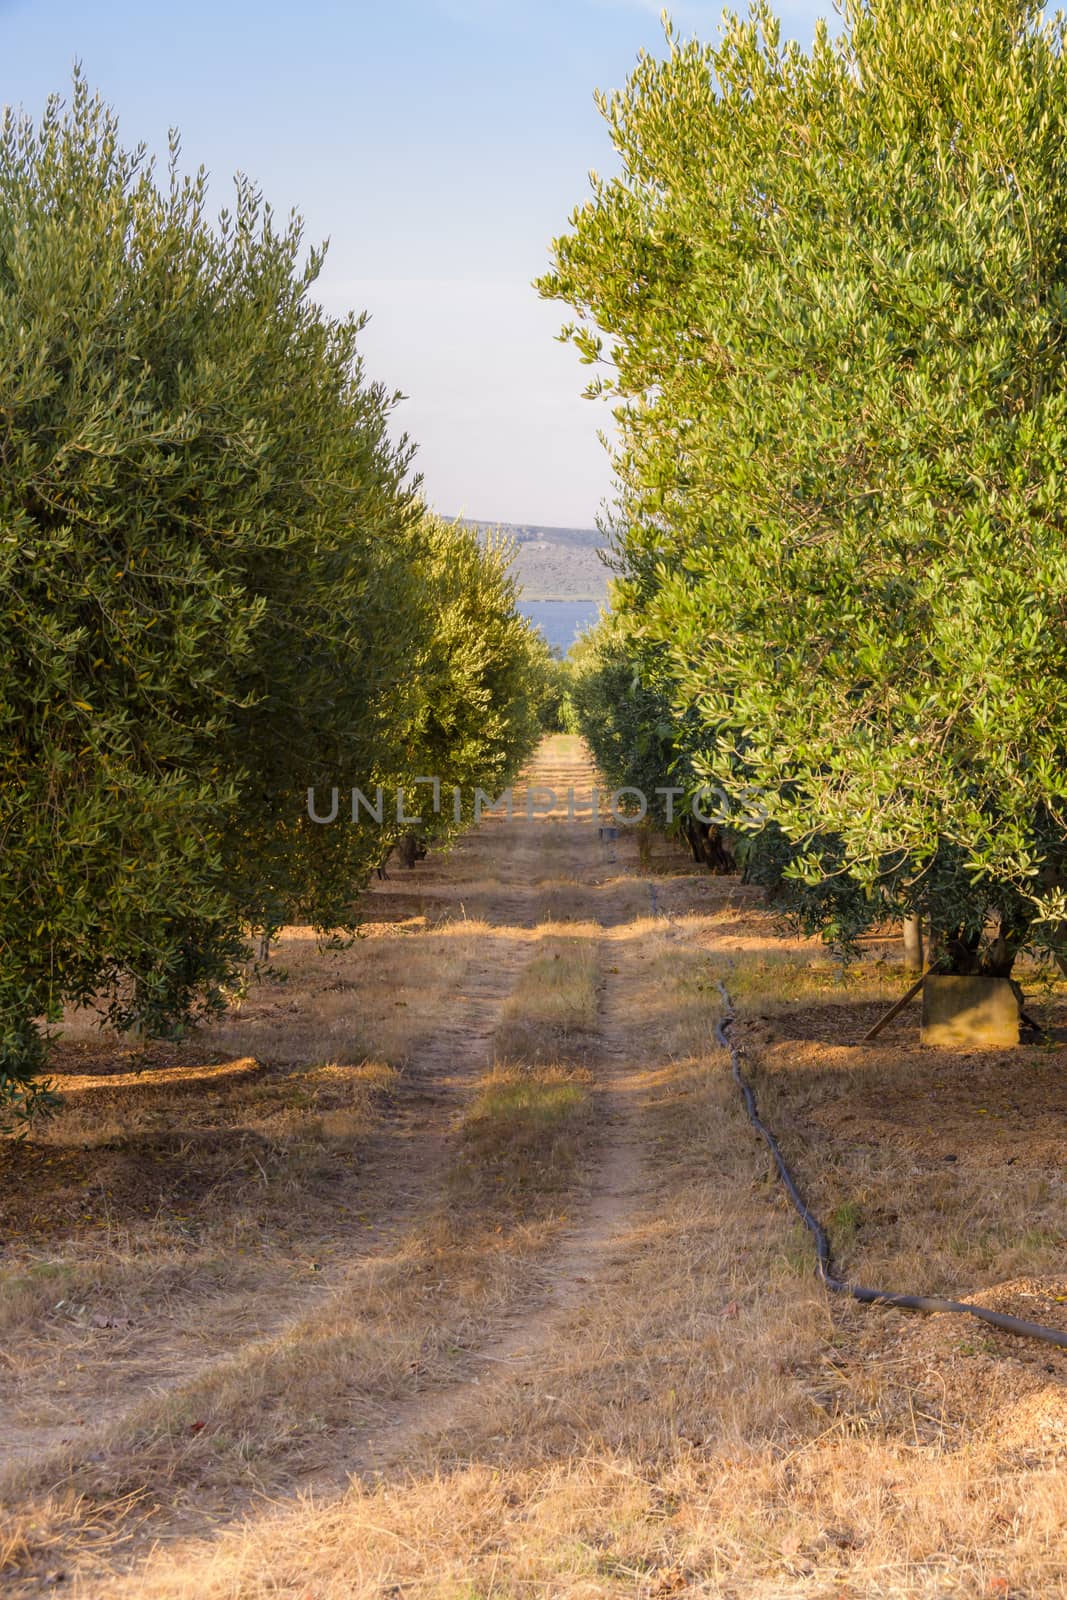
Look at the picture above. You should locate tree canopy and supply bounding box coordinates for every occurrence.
[0,77,545,1116]
[541,0,1067,972]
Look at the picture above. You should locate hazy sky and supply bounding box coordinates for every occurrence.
[1,0,827,528]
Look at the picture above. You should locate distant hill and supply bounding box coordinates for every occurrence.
[458,519,611,601]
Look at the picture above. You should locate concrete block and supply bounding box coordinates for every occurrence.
[920,975,1019,1048]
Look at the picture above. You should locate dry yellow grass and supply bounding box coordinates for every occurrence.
[5,738,1067,1598]
[54,915,490,1072]
[724,950,906,1010]
[494,926,600,1063]
[454,924,600,1214]
[74,924,1067,1599]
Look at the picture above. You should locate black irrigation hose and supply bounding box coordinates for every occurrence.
[715,980,1067,1351]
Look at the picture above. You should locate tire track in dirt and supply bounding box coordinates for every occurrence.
[351,955,651,1481]
[4,740,670,1594]
[330,753,659,1481]
[0,844,540,1489]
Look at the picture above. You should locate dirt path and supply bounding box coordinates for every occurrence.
[341,741,659,1477]
[10,738,1067,1598]
[349,943,652,1481]
[1,737,690,1593]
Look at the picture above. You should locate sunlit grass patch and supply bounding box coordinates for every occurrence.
[452,1064,594,1212]
[726,951,905,1011]
[495,932,599,1063]
[467,1067,589,1131]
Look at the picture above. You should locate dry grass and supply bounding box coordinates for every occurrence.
[188,917,491,1070]
[450,913,601,1221]
[762,1043,1067,1300]
[494,926,600,1063]
[723,950,908,1012]
[451,1065,594,1215]
[6,738,1067,1598]
[0,1057,397,1338]
[54,915,491,1074]
[74,916,1067,1600]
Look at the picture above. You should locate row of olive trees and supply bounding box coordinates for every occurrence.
[542,0,1067,978]
[0,76,546,1117]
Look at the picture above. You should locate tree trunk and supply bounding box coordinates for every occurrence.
[942,926,982,975]
[934,915,1027,980]
[902,915,924,974]
[981,912,1029,979]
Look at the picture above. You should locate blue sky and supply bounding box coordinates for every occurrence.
[1,0,827,527]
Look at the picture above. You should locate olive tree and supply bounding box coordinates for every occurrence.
[0,77,544,1115]
[540,0,1067,974]
[380,516,547,857]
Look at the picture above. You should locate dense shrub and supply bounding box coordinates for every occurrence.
[542,0,1067,973]
[0,78,543,1115]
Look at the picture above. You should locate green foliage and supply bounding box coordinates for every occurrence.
[541,0,1067,971]
[392,516,546,845]
[565,618,682,828]
[525,634,572,734]
[0,77,544,1116]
